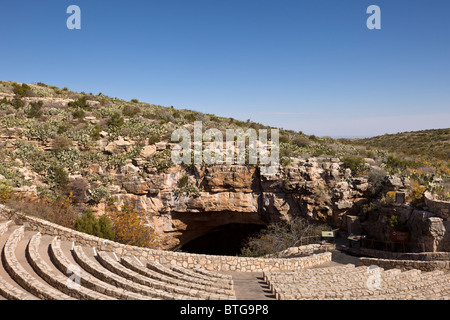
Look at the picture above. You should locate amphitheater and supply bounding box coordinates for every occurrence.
[1,210,449,300]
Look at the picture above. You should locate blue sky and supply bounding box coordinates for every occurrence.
[1,0,449,137]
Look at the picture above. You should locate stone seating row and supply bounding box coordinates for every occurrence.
[0,221,236,300]
[263,263,450,300]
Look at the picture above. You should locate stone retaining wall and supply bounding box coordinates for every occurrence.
[359,248,450,261]
[358,257,450,272]
[0,208,331,272]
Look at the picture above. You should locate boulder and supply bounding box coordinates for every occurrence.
[104,137,133,155]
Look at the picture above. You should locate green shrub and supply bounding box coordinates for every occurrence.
[291,135,310,148]
[26,101,43,118]
[12,83,33,98]
[98,215,115,240]
[341,156,366,176]
[148,134,160,145]
[72,109,86,119]
[9,97,24,109]
[184,113,196,122]
[122,105,141,117]
[172,110,181,119]
[49,167,69,188]
[88,185,110,205]
[178,176,189,188]
[52,136,73,151]
[90,124,102,140]
[107,112,124,128]
[74,209,115,240]
[68,96,92,111]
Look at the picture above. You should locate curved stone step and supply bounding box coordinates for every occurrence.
[96,251,202,300]
[72,246,162,300]
[0,222,39,300]
[49,237,146,300]
[98,251,233,300]
[2,227,74,300]
[148,261,233,289]
[121,256,235,297]
[192,267,233,280]
[145,259,231,289]
[26,233,114,300]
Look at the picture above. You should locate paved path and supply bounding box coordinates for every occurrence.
[226,272,276,300]
[228,249,360,300]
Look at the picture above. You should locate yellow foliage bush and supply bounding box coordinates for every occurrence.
[0,183,13,203]
[107,205,162,249]
[408,183,426,204]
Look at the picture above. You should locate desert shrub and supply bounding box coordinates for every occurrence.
[341,156,366,176]
[72,109,86,119]
[122,105,141,117]
[280,157,292,167]
[174,176,200,197]
[0,183,13,203]
[90,124,102,140]
[87,185,110,205]
[407,182,426,205]
[240,218,330,257]
[68,96,92,111]
[74,209,115,240]
[6,193,78,228]
[384,154,419,174]
[107,112,124,128]
[172,110,181,119]
[52,136,73,151]
[209,115,220,122]
[148,134,160,145]
[25,101,43,118]
[68,177,90,203]
[11,98,24,109]
[178,176,189,188]
[12,83,33,98]
[388,214,408,232]
[184,113,196,122]
[107,205,162,248]
[47,167,69,189]
[368,168,387,194]
[291,135,311,148]
[145,149,174,172]
[25,119,59,142]
[131,99,139,103]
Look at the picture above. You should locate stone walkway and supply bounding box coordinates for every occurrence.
[228,249,360,300]
[226,272,276,300]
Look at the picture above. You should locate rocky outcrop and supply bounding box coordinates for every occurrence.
[97,157,376,249]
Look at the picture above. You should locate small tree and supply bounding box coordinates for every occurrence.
[74,209,115,240]
[74,209,100,236]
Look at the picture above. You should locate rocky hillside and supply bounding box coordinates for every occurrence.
[0,81,449,252]
[348,128,450,161]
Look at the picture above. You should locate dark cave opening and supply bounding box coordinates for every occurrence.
[180,223,266,256]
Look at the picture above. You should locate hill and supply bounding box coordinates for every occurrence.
[0,80,449,252]
[347,129,450,161]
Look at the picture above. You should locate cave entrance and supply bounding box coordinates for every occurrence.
[180,223,266,256]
